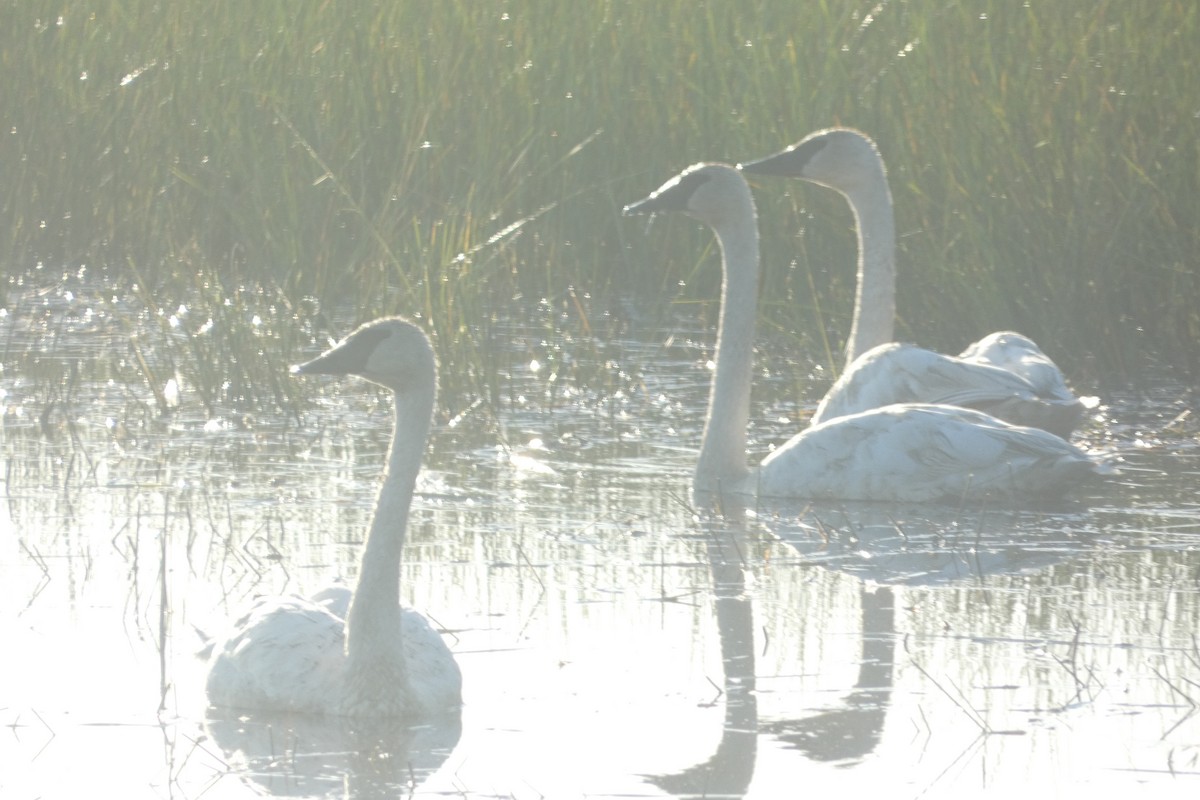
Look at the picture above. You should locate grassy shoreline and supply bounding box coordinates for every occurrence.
[3,1,1197,401]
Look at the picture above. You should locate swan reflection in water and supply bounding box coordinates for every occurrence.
[646,491,1097,796]
[646,494,898,798]
[762,498,1099,589]
[759,498,1097,766]
[760,586,895,764]
[647,496,762,798]
[205,711,461,797]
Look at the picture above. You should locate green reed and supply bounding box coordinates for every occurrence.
[3,0,1196,410]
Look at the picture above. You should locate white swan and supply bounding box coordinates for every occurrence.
[205,317,463,717]
[739,128,1094,438]
[624,163,1102,502]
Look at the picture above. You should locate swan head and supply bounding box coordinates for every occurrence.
[623,163,754,229]
[739,128,886,196]
[292,317,436,395]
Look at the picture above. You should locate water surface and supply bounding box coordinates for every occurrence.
[2,286,1199,798]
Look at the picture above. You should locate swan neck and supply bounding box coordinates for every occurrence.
[843,174,896,369]
[344,384,435,671]
[696,207,758,491]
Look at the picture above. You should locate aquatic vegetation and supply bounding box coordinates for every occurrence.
[2,0,1196,399]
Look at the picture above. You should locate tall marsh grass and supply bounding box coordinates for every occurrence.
[2,0,1197,407]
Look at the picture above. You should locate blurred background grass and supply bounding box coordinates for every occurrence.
[2,0,1196,407]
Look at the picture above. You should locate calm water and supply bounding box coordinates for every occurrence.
[2,285,1199,798]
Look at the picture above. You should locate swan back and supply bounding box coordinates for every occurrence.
[205,596,349,714]
[205,597,460,717]
[311,582,353,619]
[811,343,1042,425]
[758,403,1101,503]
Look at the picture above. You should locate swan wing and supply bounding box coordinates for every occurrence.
[310,582,353,619]
[206,599,460,717]
[816,342,1088,438]
[959,332,1097,435]
[814,343,1042,423]
[205,596,346,713]
[398,608,464,716]
[758,404,1098,503]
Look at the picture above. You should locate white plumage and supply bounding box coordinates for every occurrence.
[960,330,1083,404]
[810,340,1089,439]
[204,318,462,717]
[624,163,1102,502]
[757,403,1097,502]
[740,128,1094,438]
